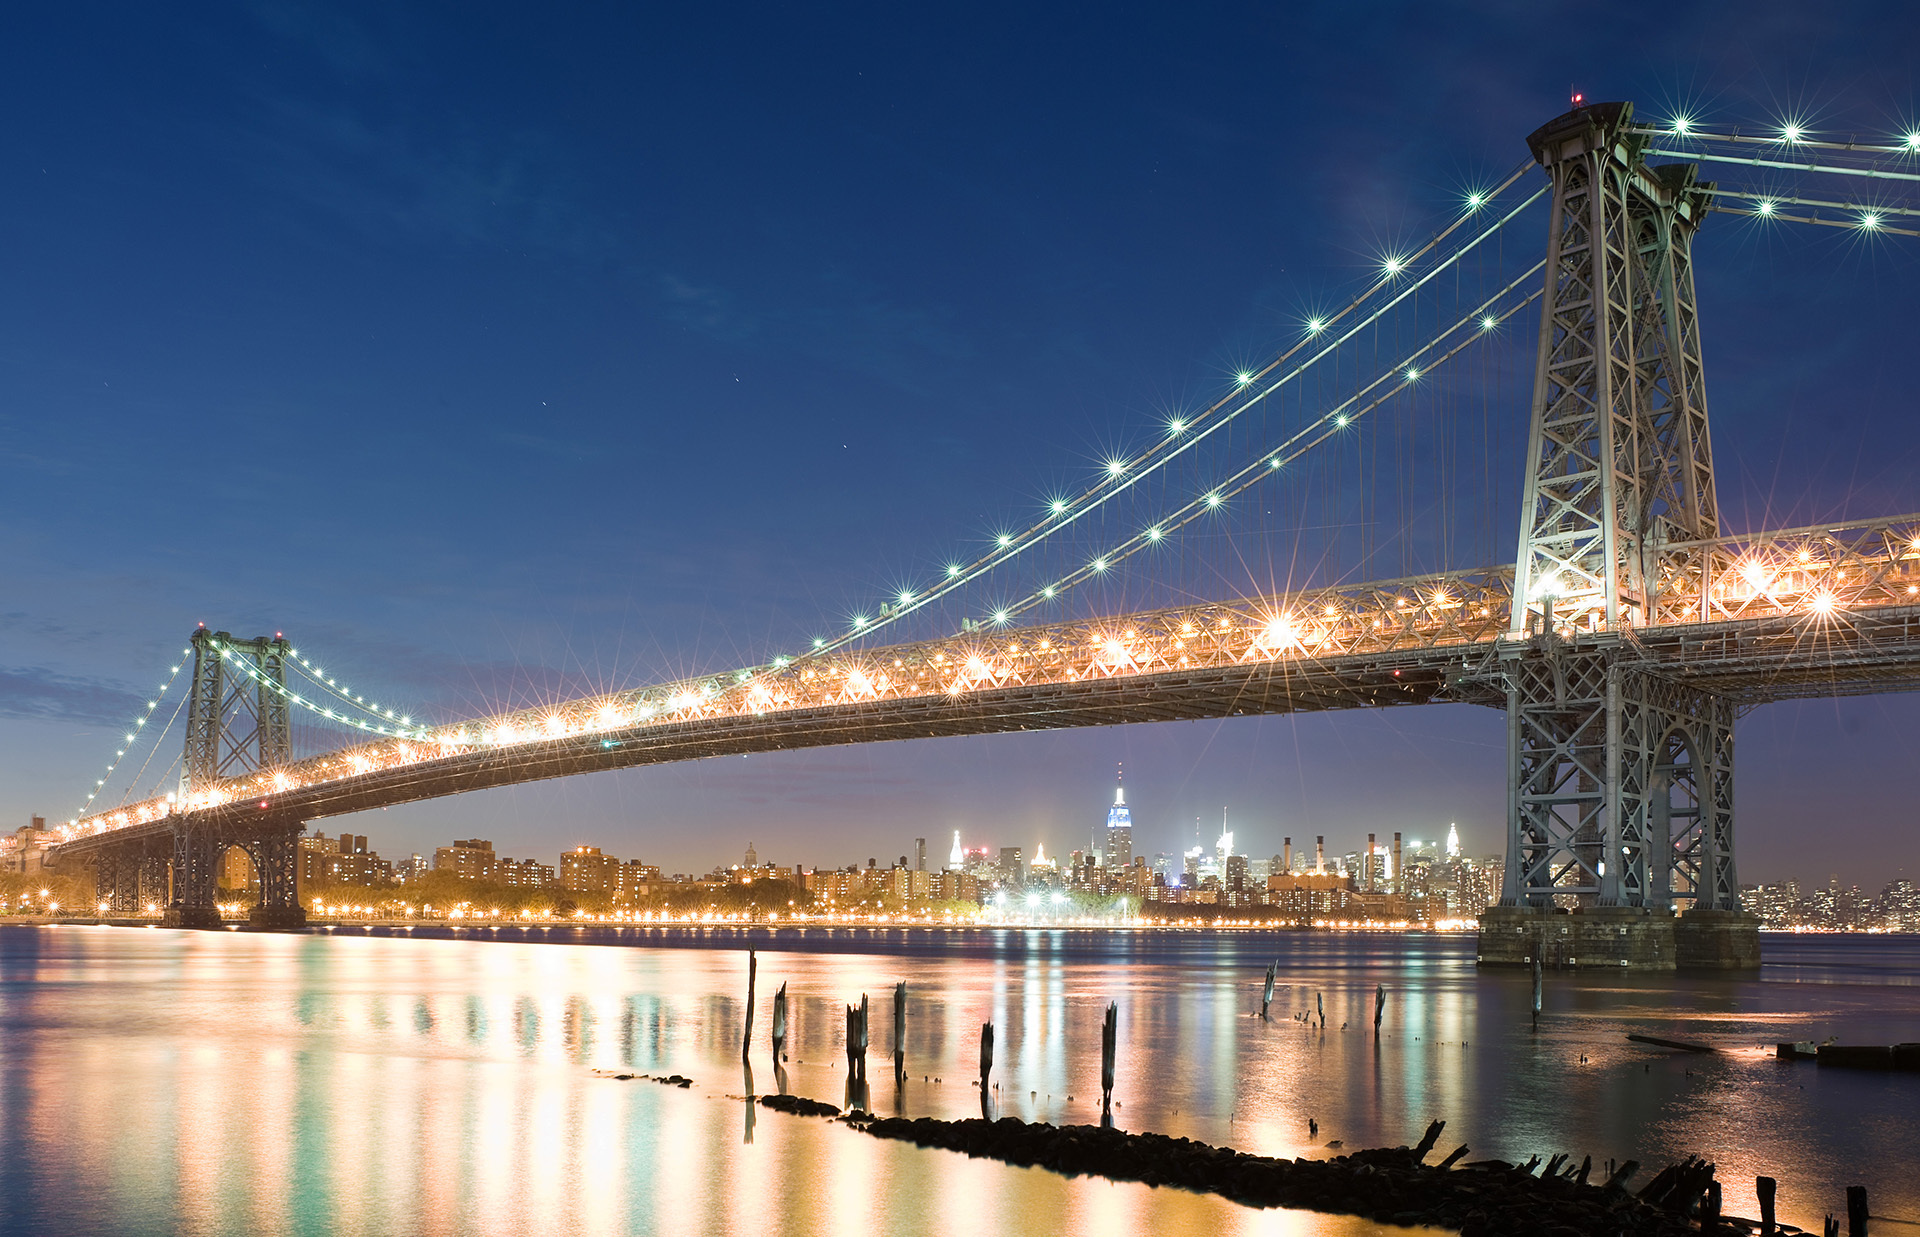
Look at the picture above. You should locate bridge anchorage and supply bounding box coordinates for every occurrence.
[48,101,1920,960]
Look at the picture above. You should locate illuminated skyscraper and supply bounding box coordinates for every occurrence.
[1103,768,1132,871]
[1446,823,1461,859]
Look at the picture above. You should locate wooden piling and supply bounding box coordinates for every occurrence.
[1100,1001,1117,1119]
[1412,1120,1445,1161]
[742,949,757,1064]
[1531,953,1543,1030]
[1261,962,1276,1020]
[771,981,788,1065]
[979,1021,994,1119]
[1848,1185,1869,1236]
[1373,984,1385,1037]
[893,982,906,1087]
[856,993,870,1084]
[1757,1175,1776,1234]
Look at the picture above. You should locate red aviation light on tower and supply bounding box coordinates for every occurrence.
[1571,91,1585,108]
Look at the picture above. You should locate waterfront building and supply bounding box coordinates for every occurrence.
[560,845,620,895]
[298,832,392,888]
[434,839,499,882]
[498,857,556,889]
[997,846,1025,889]
[0,817,54,876]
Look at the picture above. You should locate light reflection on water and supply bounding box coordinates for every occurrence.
[0,924,1913,1236]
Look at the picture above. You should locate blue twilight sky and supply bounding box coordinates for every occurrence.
[3,1,1918,885]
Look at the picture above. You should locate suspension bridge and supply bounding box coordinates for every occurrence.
[47,101,1920,965]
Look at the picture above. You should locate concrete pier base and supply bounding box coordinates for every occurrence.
[247,904,309,930]
[1477,906,1760,972]
[162,905,222,929]
[1672,908,1762,969]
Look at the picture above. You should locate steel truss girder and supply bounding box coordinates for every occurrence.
[1502,637,1738,911]
[1512,101,1718,637]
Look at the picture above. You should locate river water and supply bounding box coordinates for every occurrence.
[0,924,1913,1236]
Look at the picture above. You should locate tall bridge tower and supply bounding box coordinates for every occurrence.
[1485,102,1755,968]
[88,631,310,929]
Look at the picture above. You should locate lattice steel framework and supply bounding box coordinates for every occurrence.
[185,629,294,791]
[1511,101,1717,638]
[1504,102,1736,910]
[1502,640,1738,909]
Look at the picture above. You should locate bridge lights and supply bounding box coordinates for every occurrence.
[1306,317,1326,334]
[1380,255,1406,276]
[1106,458,1127,476]
[1780,123,1805,144]
[1479,315,1497,331]
[1811,591,1837,615]
[1050,499,1067,515]
[1168,417,1186,434]
[1235,371,1252,386]
[1860,212,1883,231]
[1204,492,1222,508]
[1465,191,1486,210]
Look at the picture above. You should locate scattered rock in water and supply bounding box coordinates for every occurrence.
[594,1072,692,1088]
[759,1094,841,1117]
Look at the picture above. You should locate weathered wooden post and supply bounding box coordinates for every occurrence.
[1100,1001,1117,1126]
[771,981,788,1064]
[856,993,870,1084]
[1261,962,1276,1020]
[1373,983,1385,1037]
[1848,1186,1869,1236]
[979,1020,995,1119]
[1316,991,1325,1029]
[1757,1176,1777,1235]
[1531,953,1543,1031]
[893,981,907,1087]
[742,949,757,1064]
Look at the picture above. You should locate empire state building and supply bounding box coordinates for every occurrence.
[1103,769,1133,871]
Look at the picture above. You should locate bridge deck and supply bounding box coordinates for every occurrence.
[50,511,1920,857]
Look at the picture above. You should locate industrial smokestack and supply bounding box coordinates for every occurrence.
[1283,837,1292,873]
[1392,833,1403,892]
[1315,835,1325,874]
[1366,833,1376,890]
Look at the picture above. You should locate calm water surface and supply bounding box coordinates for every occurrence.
[0,924,1914,1235]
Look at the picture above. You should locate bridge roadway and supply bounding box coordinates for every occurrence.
[49,512,1920,858]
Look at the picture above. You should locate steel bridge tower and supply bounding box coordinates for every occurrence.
[1483,101,1756,968]
[102,630,305,928]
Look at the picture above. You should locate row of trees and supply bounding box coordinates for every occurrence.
[0,871,95,913]
[288,874,995,920]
